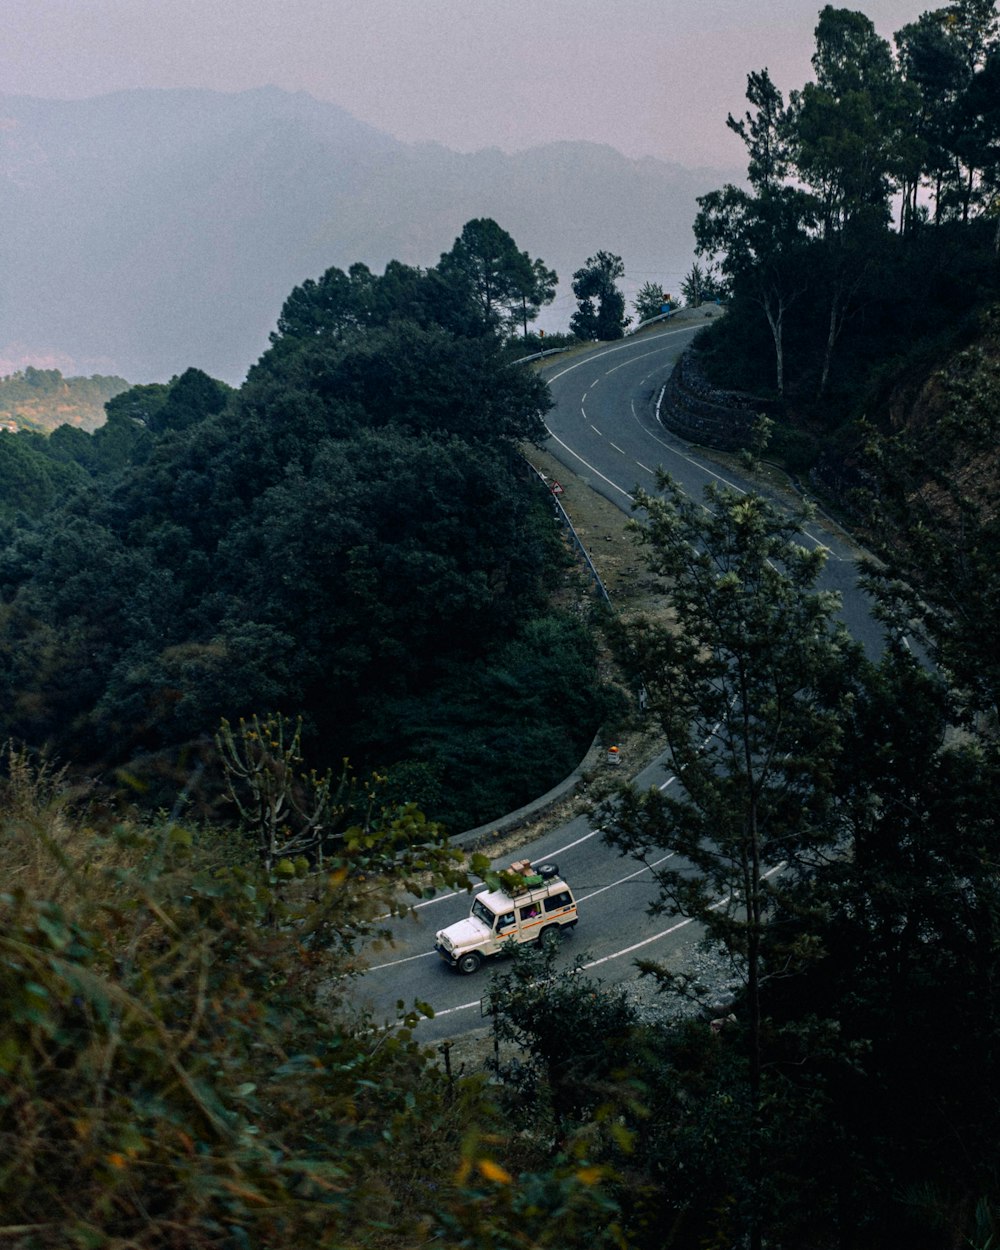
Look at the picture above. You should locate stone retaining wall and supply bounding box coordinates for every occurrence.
[661,348,777,452]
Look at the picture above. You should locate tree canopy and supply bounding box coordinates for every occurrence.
[438,217,558,338]
[688,0,1000,466]
[0,221,614,832]
[632,280,672,323]
[570,251,627,340]
[603,475,861,1249]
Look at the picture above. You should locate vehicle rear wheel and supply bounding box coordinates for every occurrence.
[538,925,561,950]
[457,951,483,974]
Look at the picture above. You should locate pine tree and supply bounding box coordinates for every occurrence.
[602,472,862,1249]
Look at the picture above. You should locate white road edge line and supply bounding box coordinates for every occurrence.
[431,863,788,1017]
[644,389,839,559]
[545,325,699,386]
[544,426,635,504]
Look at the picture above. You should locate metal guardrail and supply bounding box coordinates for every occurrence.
[627,309,675,334]
[629,302,725,335]
[551,490,612,605]
[511,346,572,365]
[528,464,612,606]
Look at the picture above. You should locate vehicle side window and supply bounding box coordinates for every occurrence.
[497,912,515,932]
[520,904,540,921]
[544,891,571,913]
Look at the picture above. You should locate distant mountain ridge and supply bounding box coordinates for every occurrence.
[0,87,739,384]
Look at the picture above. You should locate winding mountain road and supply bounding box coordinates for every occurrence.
[540,316,882,656]
[348,316,880,1041]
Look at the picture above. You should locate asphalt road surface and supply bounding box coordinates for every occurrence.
[539,317,883,658]
[347,317,882,1043]
[349,743,703,1043]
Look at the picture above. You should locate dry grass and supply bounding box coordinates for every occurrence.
[0,741,131,905]
[526,445,668,610]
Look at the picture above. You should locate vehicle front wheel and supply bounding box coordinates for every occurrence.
[457,951,483,974]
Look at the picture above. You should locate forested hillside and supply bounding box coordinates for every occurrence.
[686,0,1000,496]
[0,221,619,832]
[0,367,129,432]
[5,4,1000,1249]
[597,5,1000,1246]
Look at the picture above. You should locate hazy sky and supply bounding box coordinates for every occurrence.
[5,0,931,168]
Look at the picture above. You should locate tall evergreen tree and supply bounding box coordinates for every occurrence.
[602,473,861,1250]
[679,260,726,306]
[570,251,627,340]
[632,280,671,323]
[726,67,792,192]
[896,0,1000,223]
[790,6,901,234]
[438,218,557,338]
[694,183,817,394]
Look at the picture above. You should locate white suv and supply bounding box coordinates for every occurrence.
[435,861,578,974]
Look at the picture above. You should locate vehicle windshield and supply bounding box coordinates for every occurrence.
[471,897,496,928]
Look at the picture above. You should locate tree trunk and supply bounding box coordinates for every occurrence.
[745,724,764,1250]
[763,297,785,396]
[819,296,839,398]
[748,874,764,1250]
[819,272,861,399]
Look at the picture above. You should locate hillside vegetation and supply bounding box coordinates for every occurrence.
[5,4,1000,1248]
[0,367,129,432]
[0,223,622,834]
[686,0,1000,503]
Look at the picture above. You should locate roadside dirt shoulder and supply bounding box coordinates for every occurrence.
[521,444,673,791]
[524,445,665,611]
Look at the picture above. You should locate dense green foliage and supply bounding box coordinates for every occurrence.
[0,370,227,521]
[8,8,1000,1244]
[691,0,1000,477]
[0,226,611,832]
[0,432,88,520]
[590,468,1000,1247]
[678,262,725,307]
[0,743,631,1250]
[570,251,628,341]
[582,17,1000,1224]
[603,479,861,1250]
[758,648,1000,1247]
[631,281,671,324]
[437,217,558,339]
